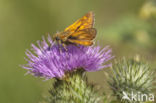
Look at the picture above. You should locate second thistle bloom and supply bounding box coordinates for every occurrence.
[23,35,113,79]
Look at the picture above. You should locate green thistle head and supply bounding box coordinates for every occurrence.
[108,58,155,103]
[48,70,101,103]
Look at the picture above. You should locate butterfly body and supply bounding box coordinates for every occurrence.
[53,12,96,47]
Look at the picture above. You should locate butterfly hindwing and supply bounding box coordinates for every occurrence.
[68,39,93,46]
[68,28,96,40]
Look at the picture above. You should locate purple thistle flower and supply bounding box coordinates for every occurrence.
[22,35,114,79]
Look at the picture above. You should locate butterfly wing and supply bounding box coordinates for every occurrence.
[68,39,93,46]
[67,28,96,46]
[64,11,94,34]
[68,28,96,40]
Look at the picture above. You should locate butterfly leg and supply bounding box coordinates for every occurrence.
[57,40,63,53]
[57,40,68,52]
[62,43,68,51]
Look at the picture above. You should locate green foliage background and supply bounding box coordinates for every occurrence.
[0,0,155,103]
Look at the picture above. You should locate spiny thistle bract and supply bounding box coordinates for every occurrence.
[108,58,155,103]
[48,70,101,103]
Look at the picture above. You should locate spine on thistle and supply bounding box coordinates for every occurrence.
[47,70,101,103]
[108,58,155,103]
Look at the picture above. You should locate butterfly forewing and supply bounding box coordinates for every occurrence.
[64,12,94,34]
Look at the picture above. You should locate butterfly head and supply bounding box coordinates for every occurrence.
[52,32,61,42]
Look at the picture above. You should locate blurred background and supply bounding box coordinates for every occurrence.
[0,0,155,103]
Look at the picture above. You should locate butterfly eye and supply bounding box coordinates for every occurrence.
[56,37,60,41]
[53,34,60,41]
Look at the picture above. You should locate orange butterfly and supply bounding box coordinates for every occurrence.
[52,12,96,48]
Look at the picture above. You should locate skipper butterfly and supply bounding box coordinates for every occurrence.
[53,12,96,48]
